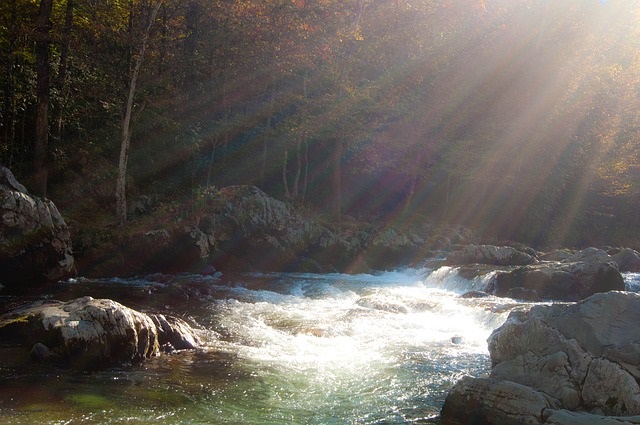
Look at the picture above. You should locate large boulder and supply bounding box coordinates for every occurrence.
[79,185,479,276]
[441,376,556,425]
[612,248,640,272]
[491,248,624,301]
[166,186,445,273]
[200,185,345,271]
[442,291,640,425]
[446,244,537,267]
[0,166,75,290]
[0,296,201,370]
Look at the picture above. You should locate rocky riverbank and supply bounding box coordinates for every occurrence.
[3,163,640,423]
[441,291,640,425]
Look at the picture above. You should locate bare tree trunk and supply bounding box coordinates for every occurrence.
[302,139,308,202]
[206,140,216,188]
[293,72,307,199]
[292,138,302,197]
[52,0,74,146]
[401,173,417,216]
[282,149,290,198]
[2,0,18,163]
[442,172,451,221]
[206,77,229,188]
[261,81,276,185]
[116,0,162,224]
[331,139,343,223]
[33,0,54,197]
[183,0,199,83]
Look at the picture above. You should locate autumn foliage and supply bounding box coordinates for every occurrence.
[0,0,639,248]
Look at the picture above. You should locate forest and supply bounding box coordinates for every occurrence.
[1,0,639,251]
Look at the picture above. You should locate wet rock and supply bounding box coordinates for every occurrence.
[542,409,640,424]
[0,297,200,370]
[441,292,640,425]
[489,292,640,415]
[150,313,200,350]
[441,376,556,425]
[30,342,53,361]
[612,248,640,272]
[460,290,491,299]
[539,249,575,262]
[492,249,624,301]
[565,247,612,263]
[506,286,541,302]
[356,294,410,314]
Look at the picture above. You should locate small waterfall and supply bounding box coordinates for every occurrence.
[424,266,496,294]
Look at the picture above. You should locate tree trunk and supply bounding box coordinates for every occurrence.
[292,138,302,197]
[261,81,276,185]
[52,0,74,145]
[2,0,18,163]
[183,0,199,83]
[302,139,309,202]
[282,149,290,198]
[33,0,54,197]
[401,173,417,216]
[331,140,343,223]
[206,141,216,188]
[442,172,451,221]
[293,72,307,199]
[116,0,163,224]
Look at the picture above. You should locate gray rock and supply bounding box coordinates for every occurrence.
[460,290,491,299]
[539,249,575,262]
[446,244,537,267]
[492,260,624,301]
[612,248,640,272]
[0,166,28,193]
[0,297,201,370]
[0,166,75,289]
[506,286,541,302]
[542,409,640,425]
[442,292,640,424]
[565,247,613,264]
[150,313,200,350]
[30,342,53,361]
[441,376,556,425]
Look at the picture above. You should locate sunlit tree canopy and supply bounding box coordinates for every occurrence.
[0,0,639,247]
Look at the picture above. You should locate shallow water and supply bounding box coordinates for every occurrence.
[3,268,631,424]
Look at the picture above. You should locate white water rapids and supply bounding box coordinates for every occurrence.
[1,268,637,424]
[157,268,514,424]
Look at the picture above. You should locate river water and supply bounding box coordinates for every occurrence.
[1,268,638,424]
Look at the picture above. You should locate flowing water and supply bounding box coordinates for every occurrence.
[1,268,637,424]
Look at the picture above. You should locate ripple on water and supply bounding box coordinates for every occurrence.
[1,268,516,424]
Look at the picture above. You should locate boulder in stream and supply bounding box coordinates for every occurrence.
[441,291,640,425]
[0,296,201,370]
[612,248,640,272]
[491,247,624,301]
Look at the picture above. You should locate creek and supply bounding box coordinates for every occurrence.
[1,267,638,424]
